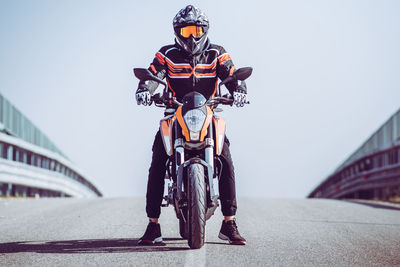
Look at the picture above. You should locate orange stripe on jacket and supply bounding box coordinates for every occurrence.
[229,66,236,76]
[168,64,191,71]
[165,57,193,77]
[150,64,157,74]
[165,57,192,70]
[195,60,217,70]
[195,71,216,77]
[168,71,193,77]
[155,52,165,65]
[167,80,176,96]
[218,53,231,65]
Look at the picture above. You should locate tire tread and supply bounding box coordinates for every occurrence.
[187,163,206,249]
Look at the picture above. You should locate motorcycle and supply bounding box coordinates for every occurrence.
[134,67,252,249]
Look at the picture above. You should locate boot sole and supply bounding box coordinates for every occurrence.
[138,236,163,245]
[218,233,246,245]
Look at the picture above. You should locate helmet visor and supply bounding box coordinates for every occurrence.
[180,26,204,38]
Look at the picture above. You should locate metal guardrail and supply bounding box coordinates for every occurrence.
[0,132,102,197]
[0,93,66,158]
[0,158,97,197]
[309,145,400,200]
[309,107,400,200]
[335,108,400,173]
[316,163,400,199]
[0,92,102,198]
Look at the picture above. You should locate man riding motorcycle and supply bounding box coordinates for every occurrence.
[136,5,247,245]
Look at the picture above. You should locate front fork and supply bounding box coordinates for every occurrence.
[174,123,216,209]
[163,123,217,214]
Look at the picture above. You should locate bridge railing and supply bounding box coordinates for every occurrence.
[0,93,66,158]
[0,132,102,197]
[310,145,400,200]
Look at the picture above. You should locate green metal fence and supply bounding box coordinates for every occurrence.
[0,93,66,158]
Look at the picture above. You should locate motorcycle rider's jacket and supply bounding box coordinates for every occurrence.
[138,39,246,102]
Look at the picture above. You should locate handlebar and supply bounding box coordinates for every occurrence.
[151,93,183,108]
[150,94,248,108]
[207,96,234,106]
[208,95,250,106]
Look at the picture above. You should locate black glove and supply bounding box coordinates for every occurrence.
[136,88,152,106]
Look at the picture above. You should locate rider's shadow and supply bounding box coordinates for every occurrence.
[0,238,189,254]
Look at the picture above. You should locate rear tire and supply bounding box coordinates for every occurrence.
[187,163,206,249]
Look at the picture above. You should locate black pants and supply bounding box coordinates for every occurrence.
[146,130,237,218]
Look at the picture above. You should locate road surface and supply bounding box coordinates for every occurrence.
[0,197,399,266]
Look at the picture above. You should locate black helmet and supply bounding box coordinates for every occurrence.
[173,5,209,55]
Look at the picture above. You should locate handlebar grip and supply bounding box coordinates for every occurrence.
[150,94,183,107]
[220,97,234,105]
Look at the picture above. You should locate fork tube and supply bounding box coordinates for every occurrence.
[205,147,213,174]
[176,146,184,168]
[205,123,216,203]
[174,123,184,174]
[205,123,214,173]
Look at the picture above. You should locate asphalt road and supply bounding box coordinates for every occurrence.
[0,197,399,266]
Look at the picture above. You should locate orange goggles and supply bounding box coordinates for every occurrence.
[180,26,204,38]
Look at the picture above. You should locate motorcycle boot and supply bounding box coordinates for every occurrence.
[218,219,246,245]
[138,222,163,245]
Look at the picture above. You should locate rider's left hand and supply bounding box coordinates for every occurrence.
[233,88,247,107]
[136,88,152,106]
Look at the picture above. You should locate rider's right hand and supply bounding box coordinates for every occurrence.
[136,88,152,106]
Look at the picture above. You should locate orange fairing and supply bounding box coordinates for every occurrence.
[175,107,190,141]
[160,118,174,156]
[200,106,213,141]
[176,106,213,142]
[213,116,226,155]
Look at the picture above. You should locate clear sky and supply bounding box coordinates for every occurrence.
[0,0,399,198]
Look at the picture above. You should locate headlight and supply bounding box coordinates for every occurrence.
[183,109,206,140]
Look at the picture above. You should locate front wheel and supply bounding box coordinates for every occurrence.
[187,163,206,249]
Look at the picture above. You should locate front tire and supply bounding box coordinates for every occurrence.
[187,163,206,249]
